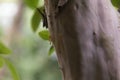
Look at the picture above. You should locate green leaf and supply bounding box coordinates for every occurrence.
[48,46,55,56]
[0,56,4,68]
[5,59,20,80]
[24,0,39,9]
[39,30,50,40]
[31,9,42,32]
[0,42,11,54]
[111,0,120,8]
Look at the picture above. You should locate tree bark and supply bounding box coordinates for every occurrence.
[44,0,120,80]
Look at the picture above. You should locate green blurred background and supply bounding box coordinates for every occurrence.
[0,0,61,80]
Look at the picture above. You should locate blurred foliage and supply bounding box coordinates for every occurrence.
[0,0,61,80]
[24,0,39,9]
[29,0,55,55]
[31,7,45,32]
[0,41,19,80]
[0,42,11,54]
[31,8,42,32]
[111,0,120,8]
[39,30,50,41]
[5,59,20,80]
[48,46,55,56]
[10,34,61,80]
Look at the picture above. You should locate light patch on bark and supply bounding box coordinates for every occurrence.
[58,0,68,7]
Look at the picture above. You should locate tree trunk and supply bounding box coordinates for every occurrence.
[44,0,120,80]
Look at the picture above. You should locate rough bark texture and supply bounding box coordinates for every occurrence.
[44,0,120,80]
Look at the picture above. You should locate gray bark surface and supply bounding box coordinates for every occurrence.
[45,0,120,80]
